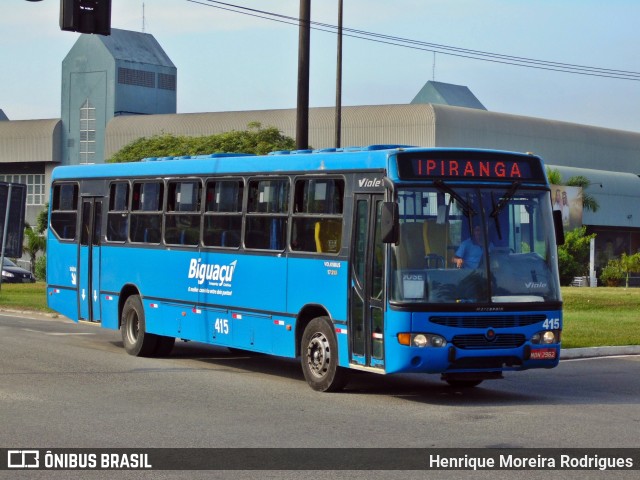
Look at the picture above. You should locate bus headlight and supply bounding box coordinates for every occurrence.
[398,333,447,348]
[531,330,561,344]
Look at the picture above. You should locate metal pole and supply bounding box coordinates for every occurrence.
[0,183,12,291]
[296,0,311,150]
[334,0,343,148]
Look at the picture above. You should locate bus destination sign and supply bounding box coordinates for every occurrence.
[397,153,543,182]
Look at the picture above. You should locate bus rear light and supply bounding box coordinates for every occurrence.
[397,333,447,348]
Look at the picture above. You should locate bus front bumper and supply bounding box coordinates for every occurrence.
[386,343,561,375]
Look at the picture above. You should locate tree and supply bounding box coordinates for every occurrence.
[108,123,296,163]
[557,226,596,286]
[23,224,46,275]
[36,202,49,234]
[618,252,640,288]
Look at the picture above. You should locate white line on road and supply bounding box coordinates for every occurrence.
[20,328,95,336]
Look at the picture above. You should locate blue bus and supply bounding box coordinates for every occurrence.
[47,146,563,391]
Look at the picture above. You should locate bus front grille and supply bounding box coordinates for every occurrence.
[452,334,526,350]
[430,315,544,329]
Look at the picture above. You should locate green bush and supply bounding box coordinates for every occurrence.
[557,226,596,286]
[599,262,623,287]
[108,123,296,163]
[35,255,47,282]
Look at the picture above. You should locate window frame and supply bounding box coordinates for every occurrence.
[290,176,345,255]
[164,178,202,246]
[245,177,290,251]
[50,182,79,241]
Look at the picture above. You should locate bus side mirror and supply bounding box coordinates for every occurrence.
[381,202,399,244]
[553,210,565,245]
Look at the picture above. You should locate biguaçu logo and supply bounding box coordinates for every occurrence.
[188,259,237,286]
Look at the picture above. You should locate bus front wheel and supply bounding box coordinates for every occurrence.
[301,317,348,392]
[121,295,158,357]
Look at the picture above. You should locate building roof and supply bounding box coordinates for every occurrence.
[552,165,640,228]
[0,119,62,163]
[411,81,486,110]
[428,104,640,173]
[101,28,175,67]
[71,28,175,68]
[0,109,8,121]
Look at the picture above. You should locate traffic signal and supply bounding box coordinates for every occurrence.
[60,0,111,36]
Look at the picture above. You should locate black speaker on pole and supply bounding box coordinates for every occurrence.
[60,0,111,36]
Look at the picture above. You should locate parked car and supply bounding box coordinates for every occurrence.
[2,258,36,283]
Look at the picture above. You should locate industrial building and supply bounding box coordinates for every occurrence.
[1,29,639,272]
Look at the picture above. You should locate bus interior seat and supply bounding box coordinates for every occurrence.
[424,219,449,268]
[398,222,427,269]
[269,219,285,250]
[314,219,341,253]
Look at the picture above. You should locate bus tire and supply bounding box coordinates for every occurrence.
[121,295,158,357]
[301,317,348,392]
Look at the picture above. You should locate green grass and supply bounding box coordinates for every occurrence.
[0,282,52,312]
[561,287,640,348]
[1,283,639,348]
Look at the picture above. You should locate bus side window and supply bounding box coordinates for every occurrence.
[203,179,243,248]
[106,182,129,242]
[291,178,344,253]
[130,181,163,244]
[245,178,289,251]
[165,180,201,246]
[50,183,79,240]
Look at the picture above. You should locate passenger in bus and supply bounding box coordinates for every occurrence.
[453,224,485,269]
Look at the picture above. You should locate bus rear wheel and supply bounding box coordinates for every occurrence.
[301,317,348,392]
[121,295,158,357]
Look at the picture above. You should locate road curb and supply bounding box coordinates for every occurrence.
[561,345,640,360]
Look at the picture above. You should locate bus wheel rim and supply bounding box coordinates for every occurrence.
[127,312,139,343]
[306,332,330,379]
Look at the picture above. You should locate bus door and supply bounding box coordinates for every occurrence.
[349,194,385,369]
[78,197,103,322]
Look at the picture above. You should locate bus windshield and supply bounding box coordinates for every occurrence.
[390,184,561,305]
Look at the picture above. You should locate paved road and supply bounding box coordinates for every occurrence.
[1,311,639,479]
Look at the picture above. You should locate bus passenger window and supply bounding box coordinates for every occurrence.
[245,179,289,250]
[106,182,129,242]
[290,178,344,253]
[203,180,243,248]
[50,183,79,240]
[130,181,163,244]
[165,180,201,246]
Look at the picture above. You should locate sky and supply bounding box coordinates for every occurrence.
[2,0,640,133]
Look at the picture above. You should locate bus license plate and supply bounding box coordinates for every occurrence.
[530,348,556,360]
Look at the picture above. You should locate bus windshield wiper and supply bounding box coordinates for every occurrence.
[490,181,521,219]
[490,181,521,240]
[434,180,476,217]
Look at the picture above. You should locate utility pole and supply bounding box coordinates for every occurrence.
[334,0,343,148]
[296,0,311,150]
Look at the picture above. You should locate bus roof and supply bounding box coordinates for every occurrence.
[51,145,545,182]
